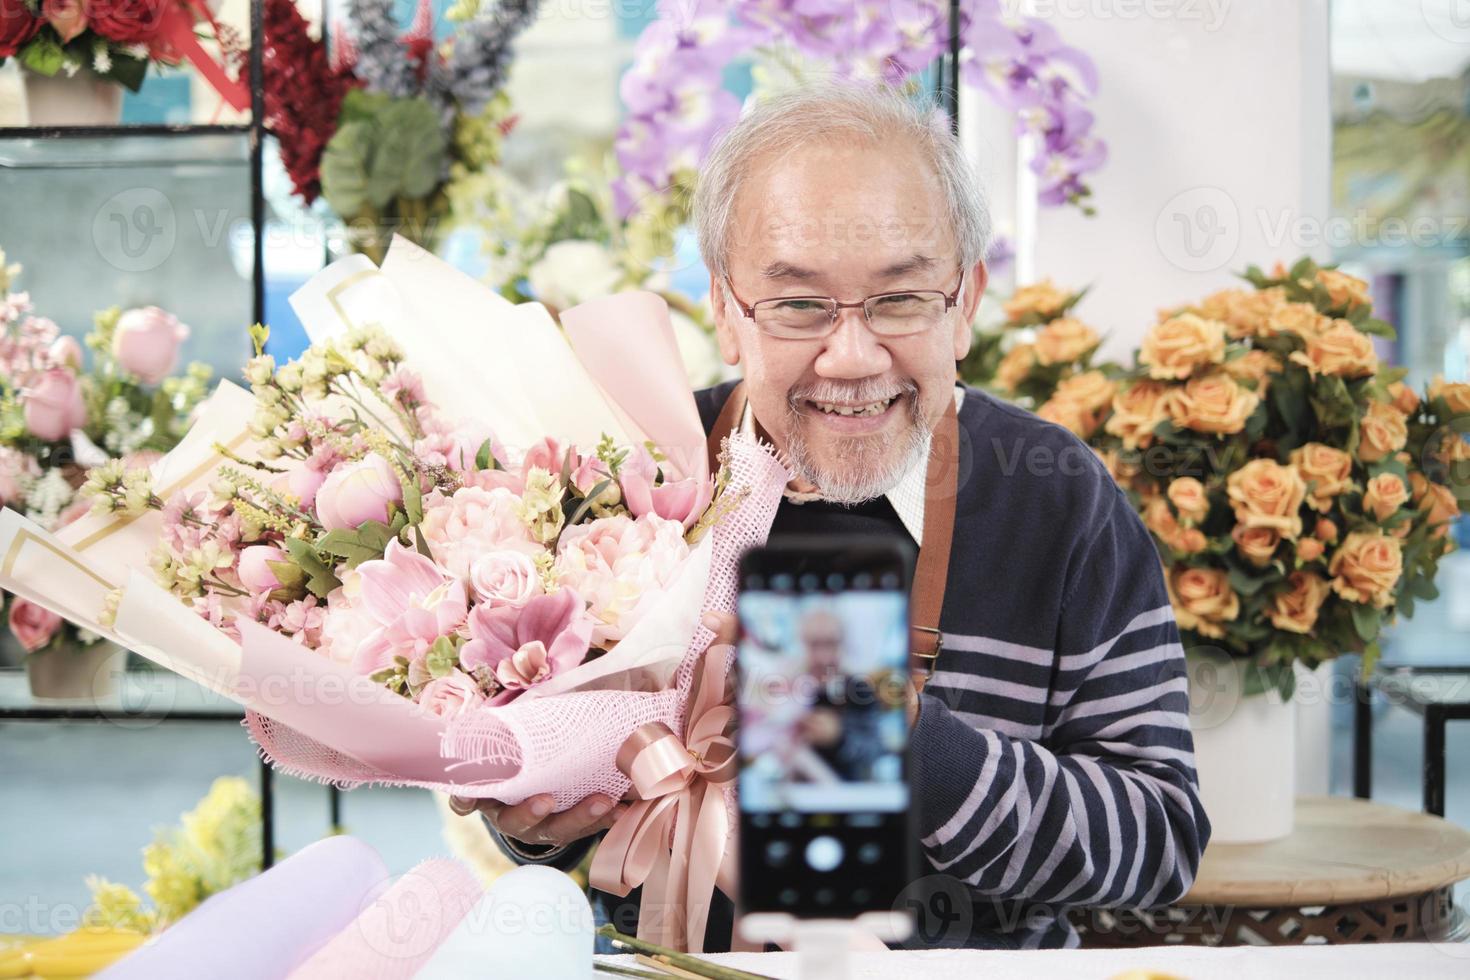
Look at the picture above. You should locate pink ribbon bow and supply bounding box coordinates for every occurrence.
[589,649,737,953]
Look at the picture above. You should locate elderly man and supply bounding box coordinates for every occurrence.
[456,81,1209,950]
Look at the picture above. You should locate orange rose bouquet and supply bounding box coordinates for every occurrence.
[962,278,1104,409]
[982,259,1465,697]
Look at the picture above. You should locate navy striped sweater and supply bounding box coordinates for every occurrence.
[490,381,1209,950]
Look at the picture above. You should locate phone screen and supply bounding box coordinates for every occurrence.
[736,537,915,918]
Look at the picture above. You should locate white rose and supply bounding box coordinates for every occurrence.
[671,310,724,387]
[468,550,543,608]
[528,240,623,311]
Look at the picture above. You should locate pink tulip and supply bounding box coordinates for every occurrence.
[9,598,62,653]
[520,436,566,476]
[618,446,714,529]
[112,306,189,384]
[22,368,86,441]
[315,454,403,530]
[48,334,83,371]
[460,588,593,704]
[238,544,289,593]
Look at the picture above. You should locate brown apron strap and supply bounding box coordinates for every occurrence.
[708,379,955,688]
[909,394,958,693]
[706,381,747,477]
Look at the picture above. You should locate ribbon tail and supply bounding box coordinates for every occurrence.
[636,846,677,951]
[683,781,730,955]
[589,799,655,899]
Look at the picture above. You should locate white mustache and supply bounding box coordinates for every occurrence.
[788,377,918,409]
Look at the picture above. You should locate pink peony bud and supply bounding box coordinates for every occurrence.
[314,454,403,530]
[238,544,289,593]
[112,306,189,384]
[8,598,62,653]
[22,367,86,441]
[48,334,84,371]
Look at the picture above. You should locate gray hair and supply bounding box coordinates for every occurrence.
[693,81,992,280]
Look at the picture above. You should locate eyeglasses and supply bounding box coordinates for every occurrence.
[724,267,966,341]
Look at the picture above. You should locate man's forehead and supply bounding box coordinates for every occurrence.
[754,252,944,284]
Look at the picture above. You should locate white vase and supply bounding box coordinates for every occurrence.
[22,69,123,126]
[1186,651,1296,843]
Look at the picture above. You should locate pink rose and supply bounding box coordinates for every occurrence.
[48,334,84,370]
[9,598,61,653]
[553,513,691,646]
[112,306,188,384]
[22,368,86,441]
[238,544,288,593]
[618,446,714,530]
[460,588,593,704]
[43,0,87,42]
[315,454,403,530]
[469,550,542,608]
[519,436,566,477]
[570,453,611,495]
[419,485,540,580]
[0,447,39,506]
[417,672,485,718]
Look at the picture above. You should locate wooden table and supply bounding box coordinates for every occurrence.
[1077,796,1470,945]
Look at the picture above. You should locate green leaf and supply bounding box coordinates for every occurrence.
[1361,641,1381,677]
[1350,602,1383,644]
[265,560,306,591]
[320,120,373,219]
[20,37,64,76]
[282,537,342,598]
[475,438,495,471]
[565,478,612,527]
[401,477,423,526]
[103,52,149,93]
[1358,317,1397,341]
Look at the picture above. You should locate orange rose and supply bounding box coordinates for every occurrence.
[1262,301,1331,340]
[1433,431,1470,468]
[1386,381,1420,416]
[1053,370,1117,414]
[1196,287,1287,339]
[1267,571,1331,634]
[1232,524,1281,567]
[1429,375,1470,415]
[1104,379,1170,450]
[1162,372,1260,435]
[1167,566,1239,639]
[1411,473,1462,541]
[1328,531,1403,608]
[1315,517,1338,542]
[1004,279,1071,323]
[1297,538,1325,562]
[1227,458,1307,539]
[1313,268,1372,311]
[1224,350,1283,395]
[1288,442,1354,512]
[994,343,1037,392]
[1288,320,1378,378]
[1357,400,1408,463]
[1167,477,1210,524]
[1092,447,1139,486]
[1140,313,1227,380]
[1033,317,1100,366]
[1036,395,1096,438]
[1363,472,1409,522]
[1144,498,1207,554]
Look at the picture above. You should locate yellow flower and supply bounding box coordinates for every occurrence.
[1227,458,1307,539]
[1288,320,1378,378]
[1004,279,1072,322]
[1363,472,1409,523]
[1033,317,1100,366]
[1288,442,1354,512]
[1328,531,1403,608]
[1105,379,1170,450]
[1162,371,1259,435]
[1267,571,1332,634]
[1140,313,1227,380]
[1357,400,1408,463]
[1167,566,1239,639]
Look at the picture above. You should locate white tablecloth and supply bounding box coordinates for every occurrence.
[599,942,1469,978]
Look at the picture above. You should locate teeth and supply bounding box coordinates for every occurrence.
[813,397,895,417]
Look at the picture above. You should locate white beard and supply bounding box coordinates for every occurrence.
[783,383,931,505]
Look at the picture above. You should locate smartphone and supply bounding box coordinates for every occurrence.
[735,535,917,920]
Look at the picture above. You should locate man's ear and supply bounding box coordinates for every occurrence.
[952,259,989,360]
[709,276,743,366]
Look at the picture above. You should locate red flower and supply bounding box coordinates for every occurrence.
[84,0,168,45]
[263,0,360,204]
[0,0,45,58]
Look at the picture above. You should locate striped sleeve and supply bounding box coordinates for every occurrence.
[911,494,1210,912]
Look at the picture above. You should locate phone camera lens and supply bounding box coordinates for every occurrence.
[852,572,873,589]
[798,573,820,592]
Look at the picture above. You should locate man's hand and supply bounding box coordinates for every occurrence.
[448,792,628,848]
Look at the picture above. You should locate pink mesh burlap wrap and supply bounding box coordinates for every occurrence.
[245,432,791,809]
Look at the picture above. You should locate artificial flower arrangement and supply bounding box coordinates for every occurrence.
[0,0,247,108]
[263,0,537,261]
[971,261,1465,697]
[0,236,789,953]
[960,276,1097,407]
[0,247,210,663]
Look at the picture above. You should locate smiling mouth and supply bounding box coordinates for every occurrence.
[808,396,899,418]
